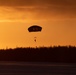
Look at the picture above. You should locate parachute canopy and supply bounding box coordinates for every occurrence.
[28,25,42,32]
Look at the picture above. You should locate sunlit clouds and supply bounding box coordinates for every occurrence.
[0,0,76,22]
[0,6,33,22]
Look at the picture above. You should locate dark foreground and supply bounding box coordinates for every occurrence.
[0,46,76,62]
[0,62,76,75]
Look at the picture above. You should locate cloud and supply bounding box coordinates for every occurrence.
[0,0,76,7]
[0,0,76,22]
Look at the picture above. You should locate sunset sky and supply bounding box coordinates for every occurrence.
[0,0,76,49]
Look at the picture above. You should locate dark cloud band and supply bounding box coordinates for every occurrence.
[0,0,76,18]
[0,0,76,7]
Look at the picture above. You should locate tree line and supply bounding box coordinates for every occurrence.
[0,46,76,63]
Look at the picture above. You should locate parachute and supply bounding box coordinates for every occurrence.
[28,25,42,43]
[28,25,42,32]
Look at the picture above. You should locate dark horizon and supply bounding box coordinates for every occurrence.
[0,45,76,63]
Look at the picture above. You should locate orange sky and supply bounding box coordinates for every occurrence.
[0,0,76,49]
